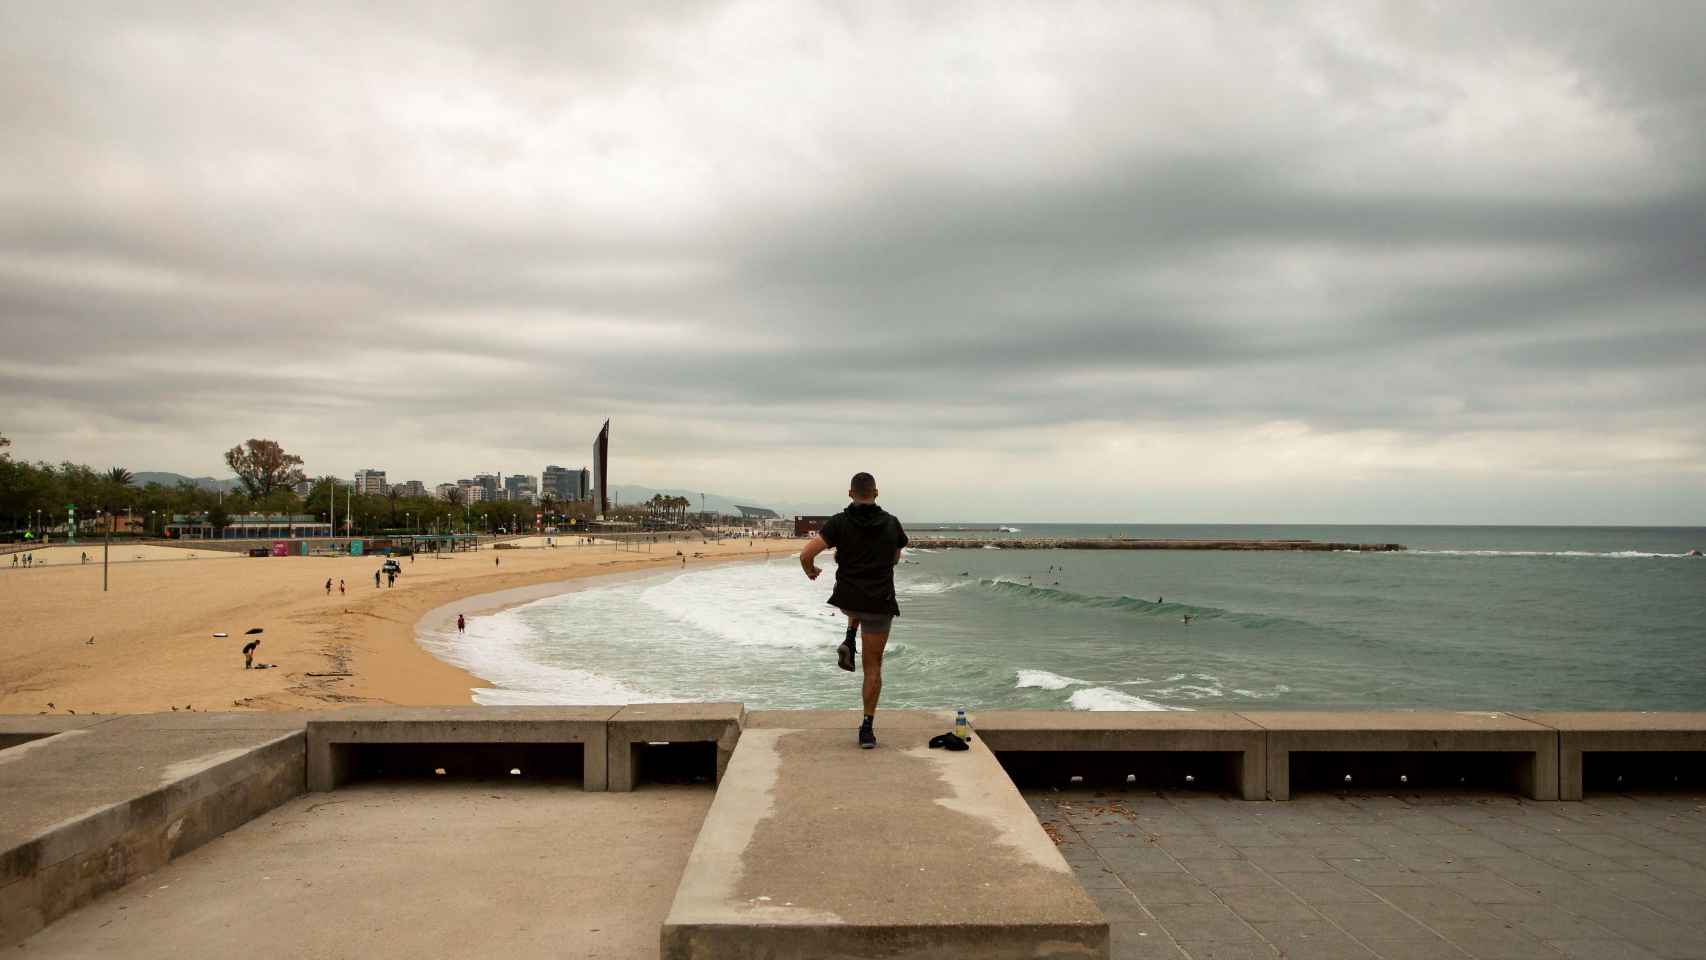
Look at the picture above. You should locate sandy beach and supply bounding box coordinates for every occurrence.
[0,538,796,716]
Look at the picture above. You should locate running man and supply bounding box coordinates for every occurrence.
[799,472,908,749]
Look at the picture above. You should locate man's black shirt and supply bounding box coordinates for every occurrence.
[818,502,908,616]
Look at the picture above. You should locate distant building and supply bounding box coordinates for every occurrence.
[471,473,501,501]
[393,480,428,498]
[504,474,538,504]
[353,469,388,496]
[735,505,780,520]
[458,480,488,504]
[167,513,332,540]
[795,515,831,537]
[292,478,315,497]
[542,465,591,501]
[434,483,459,501]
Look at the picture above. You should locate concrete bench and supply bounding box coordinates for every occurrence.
[971,711,1267,800]
[306,706,617,792]
[606,703,744,793]
[1242,712,1558,801]
[662,725,1106,959]
[1520,712,1706,800]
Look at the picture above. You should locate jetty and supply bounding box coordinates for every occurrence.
[909,537,1406,551]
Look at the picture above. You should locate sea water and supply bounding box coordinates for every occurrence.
[422,525,1706,711]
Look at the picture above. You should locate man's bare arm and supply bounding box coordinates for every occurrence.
[800,534,829,580]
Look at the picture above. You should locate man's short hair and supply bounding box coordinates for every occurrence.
[850,472,877,496]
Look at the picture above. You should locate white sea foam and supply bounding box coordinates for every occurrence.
[1068,687,1179,711]
[424,606,666,706]
[639,560,842,650]
[1015,669,1088,690]
[898,579,970,596]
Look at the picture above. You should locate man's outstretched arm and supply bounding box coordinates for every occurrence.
[800,534,829,580]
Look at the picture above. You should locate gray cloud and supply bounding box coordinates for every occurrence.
[2,1,1703,521]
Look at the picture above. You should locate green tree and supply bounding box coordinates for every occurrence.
[224,439,306,499]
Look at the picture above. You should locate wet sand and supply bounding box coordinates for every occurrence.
[0,538,797,716]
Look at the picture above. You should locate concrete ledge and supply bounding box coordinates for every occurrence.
[608,703,744,793]
[0,717,305,948]
[662,727,1106,959]
[1241,712,1558,801]
[306,706,617,792]
[973,711,1267,800]
[1520,712,1706,800]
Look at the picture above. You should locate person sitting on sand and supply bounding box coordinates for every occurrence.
[798,471,909,750]
[242,637,261,669]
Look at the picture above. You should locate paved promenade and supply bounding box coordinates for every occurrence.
[1031,788,1706,960]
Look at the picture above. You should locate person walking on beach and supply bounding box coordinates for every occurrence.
[374,569,381,589]
[338,578,345,596]
[799,472,908,750]
[326,578,333,595]
[457,613,466,634]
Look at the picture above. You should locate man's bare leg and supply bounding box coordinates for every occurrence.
[860,630,889,717]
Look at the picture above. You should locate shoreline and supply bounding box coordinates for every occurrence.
[411,554,775,703]
[0,538,799,716]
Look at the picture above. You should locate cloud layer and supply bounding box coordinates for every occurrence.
[3,1,1703,522]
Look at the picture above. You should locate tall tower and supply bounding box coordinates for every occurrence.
[592,419,610,519]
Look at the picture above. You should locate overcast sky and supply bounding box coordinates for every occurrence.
[2,2,1703,523]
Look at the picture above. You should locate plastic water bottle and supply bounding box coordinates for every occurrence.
[954,708,970,741]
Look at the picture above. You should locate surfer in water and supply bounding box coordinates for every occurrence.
[799,472,908,750]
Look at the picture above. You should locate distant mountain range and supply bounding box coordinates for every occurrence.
[127,472,837,516]
[130,472,241,492]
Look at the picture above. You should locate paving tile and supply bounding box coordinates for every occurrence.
[1210,825,1289,847]
[1588,871,1706,906]
[1111,920,1189,960]
[1297,837,1386,860]
[1485,903,1614,942]
[1149,903,1264,942]
[1375,883,1494,921]
[1362,937,1472,959]
[1565,834,1668,859]
[1108,848,1192,875]
[1315,902,1437,941]
[1216,884,1322,923]
[1460,859,1576,893]
[1330,858,1433,887]
[1158,836,1245,860]
[1271,871,1382,904]
[1174,940,1279,959]
[1436,871,1547,903]
[1127,876,1221,906]
[1094,887,1157,923]
[1430,920,1567,959]
[1180,859,1276,889]
[1431,832,1522,858]
[1240,846,1334,873]
[1077,863,1133,888]
[1543,940,1661,960]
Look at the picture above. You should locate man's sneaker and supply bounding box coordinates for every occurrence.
[836,639,857,672]
[858,719,876,749]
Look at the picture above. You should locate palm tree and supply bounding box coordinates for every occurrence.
[445,486,465,507]
[107,466,134,486]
